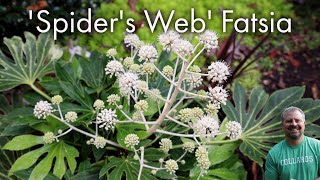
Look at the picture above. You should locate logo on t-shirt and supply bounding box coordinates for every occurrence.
[280,156,314,166]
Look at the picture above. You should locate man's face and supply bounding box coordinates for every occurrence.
[282,110,305,140]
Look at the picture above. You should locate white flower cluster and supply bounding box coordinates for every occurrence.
[93,137,107,148]
[208,61,230,83]
[226,121,242,139]
[34,101,53,119]
[142,63,155,75]
[134,100,149,112]
[106,48,117,57]
[204,103,219,116]
[124,134,140,148]
[118,72,139,95]
[51,95,63,105]
[165,159,179,174]
[124,34,141,48]
[138,45,158,63]
[193,116,220,138]
[182,142,195,153]
[199,30,219,50]
[43,132,56,144]
[208,86,228,107]
[93,99,105,110]
[96,109,117,130]
[105,60,124,77]
[159,138,172,153]
[65,111,77,122]
[195,146,210,171]
[158,30,180,51]
[171,39,194,58]
[185,65,202,87]
[162,65,174,77]
[178,107,204,123]
[107,94,120,105]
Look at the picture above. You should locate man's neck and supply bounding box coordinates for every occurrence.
[285,135,304,146]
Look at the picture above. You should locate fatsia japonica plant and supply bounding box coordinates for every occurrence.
[2,30,247,180]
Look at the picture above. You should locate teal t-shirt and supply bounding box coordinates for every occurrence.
[265,136,320,180]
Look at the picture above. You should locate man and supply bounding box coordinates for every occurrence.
[265,106,320,180]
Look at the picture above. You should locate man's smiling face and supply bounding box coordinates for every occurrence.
[282,110,305,140]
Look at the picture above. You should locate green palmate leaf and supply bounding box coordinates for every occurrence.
[208,142,240,166]
[207,168,240,180]
[2,135,43,150]
[99,156,157,180]
[0,32,62,92]
[222,82,320,166]
[55,62,94,112]
[143,148,167,161]
[8,141,79,180]
[77,54,113,94]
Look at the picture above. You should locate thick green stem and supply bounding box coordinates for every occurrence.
[29,83,51,101]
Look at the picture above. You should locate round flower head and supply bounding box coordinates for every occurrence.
[106,48,117,57]
[93,99,105,110]
[65,111,77,122]
[136,80,148,92]
[51,95,63,105]
[105,60,124,77]
[185,73,202,88]
[165,159,179,174]
[159,138,172,153]
[43,132,56,144]
[96,109,117,130]
[183,142,195,153]
[129,64,141,73]
[178,108,194,123]
[189,65,201,73]
[132,111,142,121]
[208,86,228,107]
[34,101,53,119]
[124,134,140,148]
[199,30,219,50]
[124,34,140,48]
[118,72,139,95]
[162,65,174,77]
[195,146,210,170]
[226,121,242,139]
[123,57,134,68]
[93,136,107,148]
[158,30,180,51]
[171,39,194,58]
[193,116,220,138]
[134,100,149,112]
[208,61,230,83]
[151,170,157,175]
[107,94,120,105]
[192,107,204,119]
[142,63,155,75]
[138,45,158,63]
[148,89,161,101]
[205,103,220,115]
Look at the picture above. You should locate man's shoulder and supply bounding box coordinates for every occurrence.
[305,136,320,147]
[269,140,285,154]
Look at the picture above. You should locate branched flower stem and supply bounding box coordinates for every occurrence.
[55,128,72,139]
[49,114,123,149]
[148,58,190,133]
